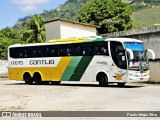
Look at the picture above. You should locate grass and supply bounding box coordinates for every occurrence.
[131,7,160,28]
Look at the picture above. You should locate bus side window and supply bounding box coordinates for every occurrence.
[60,47,63,56]
[32,49,37,57]
[82,47,86,55]
[49,46,57,57]
[37,47,43,57]
[76,45,81,56]
[72,44,77,56]
[66,47,72,56]
[19,48,24,58]
[96,46,101,55]
[24,48,28,58]
[94,42,108,56]
[101,45,108,55]
[45,46,49,57]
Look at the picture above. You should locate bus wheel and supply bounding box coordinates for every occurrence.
[23,73,33,85]
[33,73,42,85]
[51,81,61,85]
[97,73,108,87]
[117,83,126,87]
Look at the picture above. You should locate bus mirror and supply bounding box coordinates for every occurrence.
[126,48,134,67]
[146,49,155,60]
[126,48,134,60]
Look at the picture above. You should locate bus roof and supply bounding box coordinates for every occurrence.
[9,37,143,48]
[106,38,142,43]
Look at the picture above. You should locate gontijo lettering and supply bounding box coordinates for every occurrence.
[30,60,54,65]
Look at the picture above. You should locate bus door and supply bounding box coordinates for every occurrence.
[109,41,128,82]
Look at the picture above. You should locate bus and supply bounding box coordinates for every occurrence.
[8,37,155,87]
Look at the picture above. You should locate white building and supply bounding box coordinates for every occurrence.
[45,18,99,42]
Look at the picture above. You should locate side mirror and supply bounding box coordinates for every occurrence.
[126,48,134,67]
[146,49,155,60]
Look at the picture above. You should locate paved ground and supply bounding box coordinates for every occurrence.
[0,78,160,120]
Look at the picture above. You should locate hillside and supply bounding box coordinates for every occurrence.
[14,0,160,29]
[132,7,160,28]
[14,0,87,29]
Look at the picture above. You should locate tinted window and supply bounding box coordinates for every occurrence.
[110,41,127,69]
[94,42,108,55]
[9,42,109,58]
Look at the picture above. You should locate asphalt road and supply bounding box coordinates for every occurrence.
[0,79,160,120]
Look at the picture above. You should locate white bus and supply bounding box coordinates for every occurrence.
[8,37,155,86]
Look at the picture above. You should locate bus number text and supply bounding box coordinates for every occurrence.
[11,61,23,65]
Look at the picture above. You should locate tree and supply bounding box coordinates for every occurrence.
[78,0,133,34]
[0,27,20,39]
[23,15,45,43]
[0,27,22,59]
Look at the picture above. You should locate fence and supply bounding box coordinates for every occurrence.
[101,26,160,38]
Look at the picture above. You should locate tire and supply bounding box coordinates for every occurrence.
[51,81,61,85]
[117,83,126,87]
[33,73,42,85]
[97,73,108,87]
[23,73,33,85]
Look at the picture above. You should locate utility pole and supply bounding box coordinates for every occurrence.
[57,8,61,18]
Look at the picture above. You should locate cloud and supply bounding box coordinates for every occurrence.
[10,0,51,12]
[20,5,37,12]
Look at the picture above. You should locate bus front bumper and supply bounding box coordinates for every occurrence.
[127,75,149,82]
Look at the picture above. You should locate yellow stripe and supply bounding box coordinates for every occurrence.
[53,57,72,80]
[8,57,72,81]
[71,40,84,43]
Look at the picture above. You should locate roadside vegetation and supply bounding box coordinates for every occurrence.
[0,15,45,59]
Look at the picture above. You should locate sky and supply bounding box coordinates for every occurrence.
[0,0,67,30]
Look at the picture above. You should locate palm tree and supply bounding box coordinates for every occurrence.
[23,15,45,43]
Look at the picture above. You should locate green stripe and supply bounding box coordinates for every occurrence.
[60,56,82,81]
[69,56,93,81]
[93,38,106,42]
[84,38,106,43]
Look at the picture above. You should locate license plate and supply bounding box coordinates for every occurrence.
[140,78,143,80]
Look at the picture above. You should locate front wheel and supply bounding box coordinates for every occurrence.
[97,74,108,87]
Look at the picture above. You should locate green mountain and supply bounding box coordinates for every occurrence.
[14,0,160,29]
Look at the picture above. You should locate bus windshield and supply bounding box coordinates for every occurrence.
[124,42,149,71]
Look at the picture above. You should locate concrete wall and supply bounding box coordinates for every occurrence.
[60,21,97,39]
[45,20,97,42]
[149,60,160,82]
[45,21,61,41]
[0,60,8,75]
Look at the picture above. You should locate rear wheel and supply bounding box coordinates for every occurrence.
[33,73,42,85]
[97,73,108,87]
[23,73,33,85]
